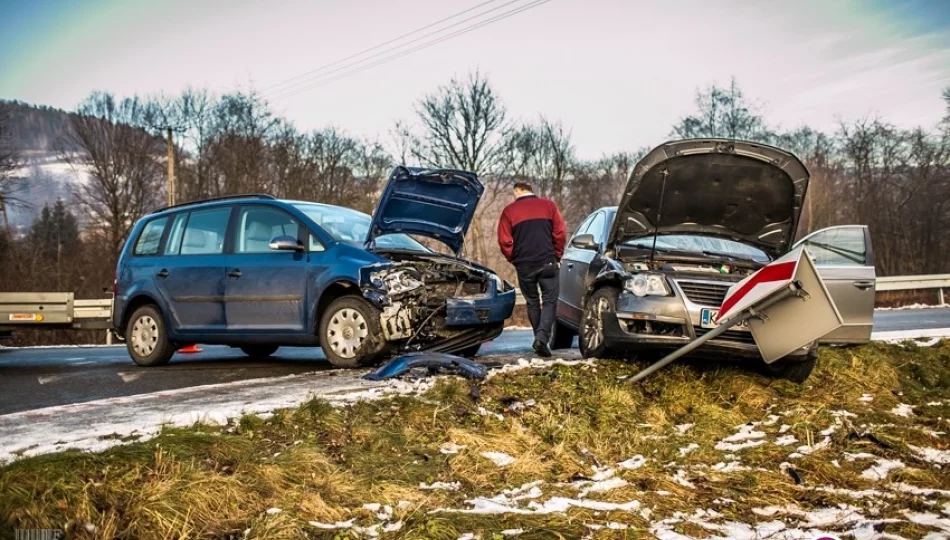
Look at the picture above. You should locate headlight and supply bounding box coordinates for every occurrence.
[624,273,670,297]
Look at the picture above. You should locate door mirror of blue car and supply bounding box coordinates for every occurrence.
[269,235,304,252]
[571,233,597,251]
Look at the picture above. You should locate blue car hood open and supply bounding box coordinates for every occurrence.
[366,167,484,255]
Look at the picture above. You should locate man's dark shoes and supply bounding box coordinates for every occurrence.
[533,338,553,358]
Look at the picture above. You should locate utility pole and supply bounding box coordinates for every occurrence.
[166,127,175,206]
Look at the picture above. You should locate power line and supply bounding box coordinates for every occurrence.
[270,0,553,100]
[263,0,500,94]
[266,0,532,100]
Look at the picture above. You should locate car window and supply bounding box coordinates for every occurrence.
[291,202,429,252]
[587,212,607,245]
[236,206,301,254]
[134,217,168,256]
[163,213,188,255]
[800,227,868,266]
[572,214,596,240]
[180,207,231,255]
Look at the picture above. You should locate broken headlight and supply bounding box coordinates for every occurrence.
[624,273,670,297]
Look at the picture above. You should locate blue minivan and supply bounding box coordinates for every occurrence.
[112,167,516,367]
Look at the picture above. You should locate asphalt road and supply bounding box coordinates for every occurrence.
[1,308,947,415]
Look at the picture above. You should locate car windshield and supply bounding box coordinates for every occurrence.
[291,203,429,252]
[623,234,769,263]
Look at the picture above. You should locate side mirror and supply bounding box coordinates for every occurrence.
[269,235,304,252]
[571,233,597,250]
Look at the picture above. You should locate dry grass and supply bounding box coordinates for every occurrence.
[2,341,949,539]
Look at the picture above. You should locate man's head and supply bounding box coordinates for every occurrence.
[513,181,534,199]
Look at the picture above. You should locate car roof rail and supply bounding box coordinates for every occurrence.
[158,194,277,212]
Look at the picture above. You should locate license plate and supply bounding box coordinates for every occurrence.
[9,313,39,321]
[700,308,719,329]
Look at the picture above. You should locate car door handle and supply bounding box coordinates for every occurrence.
[228,269,242,278]
[156,269,169,278]
[566,262,574,270]
[853,280,874,290]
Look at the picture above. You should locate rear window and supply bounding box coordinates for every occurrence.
[133,217,168,256]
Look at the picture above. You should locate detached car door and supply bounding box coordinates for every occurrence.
[794,225,875,344]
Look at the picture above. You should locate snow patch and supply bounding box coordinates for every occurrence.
[909,445,950,465]
[861,458,905,481]
[480,451,516,467]
[419,481,460,491]
[678,443,700,456]
[891,403,915,417]
[618,455,648,470]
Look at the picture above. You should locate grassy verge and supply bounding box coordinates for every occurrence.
[2,342,950,539]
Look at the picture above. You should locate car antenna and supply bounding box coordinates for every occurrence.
[649,168,669,264]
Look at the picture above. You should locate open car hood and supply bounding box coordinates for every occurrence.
[367,167,484,255]
[607,139,809,258]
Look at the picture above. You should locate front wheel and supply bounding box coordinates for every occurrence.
[240,345,279,358]
[319,296,386,368]
[579,286,620,359]
[125,305,175,367]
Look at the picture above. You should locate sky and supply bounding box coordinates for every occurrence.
[1,0,949,159]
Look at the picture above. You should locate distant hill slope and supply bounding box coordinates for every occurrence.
[1,100,84,153]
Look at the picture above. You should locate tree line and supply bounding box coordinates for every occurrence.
[1,73,948,344]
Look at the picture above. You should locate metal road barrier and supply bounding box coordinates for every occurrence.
[0,273,946,341]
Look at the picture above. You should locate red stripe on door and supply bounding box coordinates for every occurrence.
[718,260,797,317]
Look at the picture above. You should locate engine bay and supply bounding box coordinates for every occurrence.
[361,252,506,347]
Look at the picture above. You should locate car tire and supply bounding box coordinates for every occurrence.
[764,347,819,383]
[550,319,576,350]
[319,295,387,368]
[457,344,481,358]
[579,286,620,359]
[240,345,279,358]
[125,305,175,367]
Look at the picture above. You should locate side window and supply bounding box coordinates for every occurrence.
[181,207,231,255]
[587,212,607,245]
[572,214,596,240]
[309,234,325,253]
[133,217,168,256]
[800,227,868,266]
[236,206,301,254]
[163,213,188,255]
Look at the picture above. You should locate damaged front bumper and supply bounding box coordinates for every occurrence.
[606,291,812,360]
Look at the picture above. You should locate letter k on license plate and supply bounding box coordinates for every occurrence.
[700,308,719,329]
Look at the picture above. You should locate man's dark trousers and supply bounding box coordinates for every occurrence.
[517,262,559,344]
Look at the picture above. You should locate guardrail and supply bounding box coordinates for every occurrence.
[876,274,950,306]
[513,274,950,306]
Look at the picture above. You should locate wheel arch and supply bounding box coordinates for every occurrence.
[313,279,362,335]
[120,293,168,334]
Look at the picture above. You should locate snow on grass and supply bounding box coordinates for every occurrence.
[774,435,798,446]
[439,442,466,454]
[711,461,750,473]
[678,443,700,456]
[891,403,916,417]
[860,393,875,403]
[909,445,950,465]
[480,451,516,467]
[671,469,696,489]
[861,458,905,481]
[618,455,648,470]
[419,481,461,491]
[675,423,695,434]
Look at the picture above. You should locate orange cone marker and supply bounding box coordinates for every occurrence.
[179,344,202,354]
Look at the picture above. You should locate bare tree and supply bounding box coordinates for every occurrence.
[0,102,23,233]
[63,92,165,256]
[672,77,774,142]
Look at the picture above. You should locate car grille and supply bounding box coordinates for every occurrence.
[695,327,757,345]
[675,280,731,307]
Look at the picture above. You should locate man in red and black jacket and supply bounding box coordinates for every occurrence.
[497,182,566,357]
